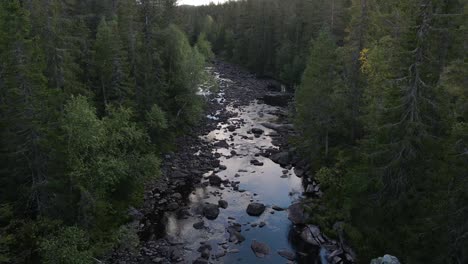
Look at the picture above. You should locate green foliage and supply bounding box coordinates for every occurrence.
[40,226,92,264]
[195,33,214,61]
[0,1,209,262]
[159,24,204,128]
[295,29,347,167]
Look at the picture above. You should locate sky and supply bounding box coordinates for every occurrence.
[178,0,230,6]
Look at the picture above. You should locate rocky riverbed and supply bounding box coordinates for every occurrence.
[111,61,355,264]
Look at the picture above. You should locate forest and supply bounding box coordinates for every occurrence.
[0,0,466,263]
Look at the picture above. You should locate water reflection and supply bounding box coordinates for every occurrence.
[163,98,322,263]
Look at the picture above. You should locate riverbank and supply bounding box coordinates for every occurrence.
[111,60,353,264]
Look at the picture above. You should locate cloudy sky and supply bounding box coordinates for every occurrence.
[178,0,230,6]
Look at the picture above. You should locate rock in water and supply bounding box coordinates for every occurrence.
[193,221,205,230]
[246,203,266,216]
[370,255,401,264]
[250,128,264,135]
[218,200,228,209]
[288,202,305,224]
[193,257,209,264]
[203,203,220,220]
[227,226,245,243]
[270,152,290,166]
[277,250,296,261]
[300,225,326,246]
[208,175,222,186]
[251,240,270,258]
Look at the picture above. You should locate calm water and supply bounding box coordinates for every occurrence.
[164,80,322,263]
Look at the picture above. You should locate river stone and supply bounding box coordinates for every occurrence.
[203,203,220,220]
[370,255,401,264]
[251,240,270,258]
[270,152,290,166]
[193,257,209,264]
[208,175,222,186]
[288,202,305,224]
[250,159,264,166]
[227,226,245,243]
[246,203,266,216]
[167,202,178,211]
[262,92,293,107]
[277,250,296,261]
[272,205,284,211]
[300,225,326,246]
[218,200,228,209]
[251,128,264,135]
[193,221,205,230]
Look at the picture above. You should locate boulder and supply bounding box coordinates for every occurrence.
[227,226,245,243]
[272,205,285,211]
[193,257,209,264]
[251,240,270,258]
[218,200,228,209]
[261,92,293,107]
[270,152,290,166]
[250,159,264,166]
[370,255,401,264]
[203,203,220,220]
[247,203,266,216]
[193,221,205,230]
[208,175,223,186]
[300,225,326,246]
[288,202,305,225]
[251,128,264,135]
[277,250,296,261]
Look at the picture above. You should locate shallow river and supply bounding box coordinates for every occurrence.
[162,73,324,263]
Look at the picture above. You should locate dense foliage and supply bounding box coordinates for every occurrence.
[0,0,209,263]
[180,0,467,263]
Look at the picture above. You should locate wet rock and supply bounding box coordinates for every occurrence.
[272,205,284,211]
[203,203,220,220]
[270,152,290,166]
[208,175,222,186]
[251,240,270,258]
[214,251,226,259]
[259,221,266,228]
[227,125,236,132]
[250,128,264,135]
[193,257,209,264]
[172,193,183,200]
[250,159,264,166]
[218,200,228,209]
[300,225,326,246]
[247,203,266,216]
[370,255,401,264]
[214,140,229,148]
[193,221,205,230]
[167,202,179,211]
[288,202,305,225]
[227,226,245,243]
[277,250,296,261]
[219,165,227,170]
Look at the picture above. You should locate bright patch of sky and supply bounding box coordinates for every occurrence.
[178,0,230,6]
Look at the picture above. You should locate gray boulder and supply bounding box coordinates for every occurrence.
[203,203,220,220]
[251,240,270,258]
[270,152,290,166]
[246,203,266,216]
[218,200,228,209]
[370,255,401,264]
[288,202,305,225]
[300,225,326,246]
[208,175,223,186]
